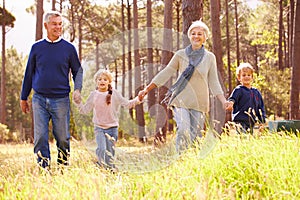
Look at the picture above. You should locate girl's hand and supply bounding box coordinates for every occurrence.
[73,89,81,104]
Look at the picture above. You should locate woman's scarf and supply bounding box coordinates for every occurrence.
[161,44,206,105]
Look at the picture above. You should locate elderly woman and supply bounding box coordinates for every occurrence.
[138,20,228,152]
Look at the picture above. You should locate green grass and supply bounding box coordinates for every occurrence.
[0,132,299,200]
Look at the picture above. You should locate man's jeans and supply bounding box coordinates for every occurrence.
[173,107,205,152]
[32,93,70,168]
[94,126,118,169]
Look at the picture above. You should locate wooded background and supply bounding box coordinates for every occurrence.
[0,0,299,143]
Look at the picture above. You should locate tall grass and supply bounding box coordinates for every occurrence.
[0,132,299,199]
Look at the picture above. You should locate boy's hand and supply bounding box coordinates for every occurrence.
[225,101,234,111]
[258,124,265,132]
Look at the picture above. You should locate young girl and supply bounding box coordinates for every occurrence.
[75,70,141,170]
[226,63,266,134]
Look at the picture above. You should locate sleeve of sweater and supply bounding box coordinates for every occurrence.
[207,52,224,96]
[77,91,95,114]
[257,90,266,123]
[151,51,180,87]
[114,89,141,109]
[228,86,240,103]
[69,45,83,91]
[20,46,36,100]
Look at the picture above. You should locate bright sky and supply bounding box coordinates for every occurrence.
[1,0,51,55]
[1,0,116,55]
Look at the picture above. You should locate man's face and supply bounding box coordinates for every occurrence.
[44,15,62,41]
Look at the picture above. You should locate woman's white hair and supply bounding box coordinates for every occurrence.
[187,19,210,40]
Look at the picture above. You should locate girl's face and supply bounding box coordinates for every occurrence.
[189,27,206,49]
[237,68,253,88]
[96,74,110,92]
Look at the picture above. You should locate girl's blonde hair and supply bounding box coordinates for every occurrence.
[236,63,254,76]
[94,69,113,105]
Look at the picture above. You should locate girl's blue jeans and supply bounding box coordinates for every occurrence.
[94,126,118,169]
[32,93,70,168]
[173,107,205,152]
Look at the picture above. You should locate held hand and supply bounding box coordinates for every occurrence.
[73,89,82,104]
[225,101,234,111]
[258,124,265,132]
[20,100,30,114]
[138,90,147,101]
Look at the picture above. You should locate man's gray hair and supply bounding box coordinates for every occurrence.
[43,10,62,23]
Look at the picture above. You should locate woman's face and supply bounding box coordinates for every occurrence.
[96,74,110,92]
[189,27,206,49]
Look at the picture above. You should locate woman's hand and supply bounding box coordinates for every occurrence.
[138,89,147,101]
[225,101,234,111]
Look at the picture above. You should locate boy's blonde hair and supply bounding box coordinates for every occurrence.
[236,63,254,77]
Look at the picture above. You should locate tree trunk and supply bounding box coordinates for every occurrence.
[146,0,156,117]
[95,37,99,71]
[121,0,126,97]
[35,0,43,41]
[127,0,133,118]
[210,0,227,134]
[289,0,295,68]
[234,0,240,66]
[52,0,55,10]
[225,0,232,93]
[210,0,224,79]
[182,0,203,47]
[153,0,173,145]
[175,0,181,49]
[133,0,146,142]
[290,0,300,119]
[278,0,284,70]
[1,0,6,124]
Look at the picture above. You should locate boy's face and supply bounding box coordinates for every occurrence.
[237,68,253,88]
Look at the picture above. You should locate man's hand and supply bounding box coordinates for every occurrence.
[73,89,81,104]
[20,100,30,114]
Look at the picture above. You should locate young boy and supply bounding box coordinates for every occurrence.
[226,63,266,134]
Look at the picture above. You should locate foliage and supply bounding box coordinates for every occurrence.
[253,62,291,118]
[0,123,19,143]
[0,132,299,199]
[0,48,31,132]
[0,7,16,28]
[2,0,296,139]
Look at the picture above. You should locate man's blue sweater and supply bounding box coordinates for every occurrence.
[228,85,266,125]
[21,38,83,100]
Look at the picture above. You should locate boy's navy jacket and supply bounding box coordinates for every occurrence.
[228,85,266,124]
